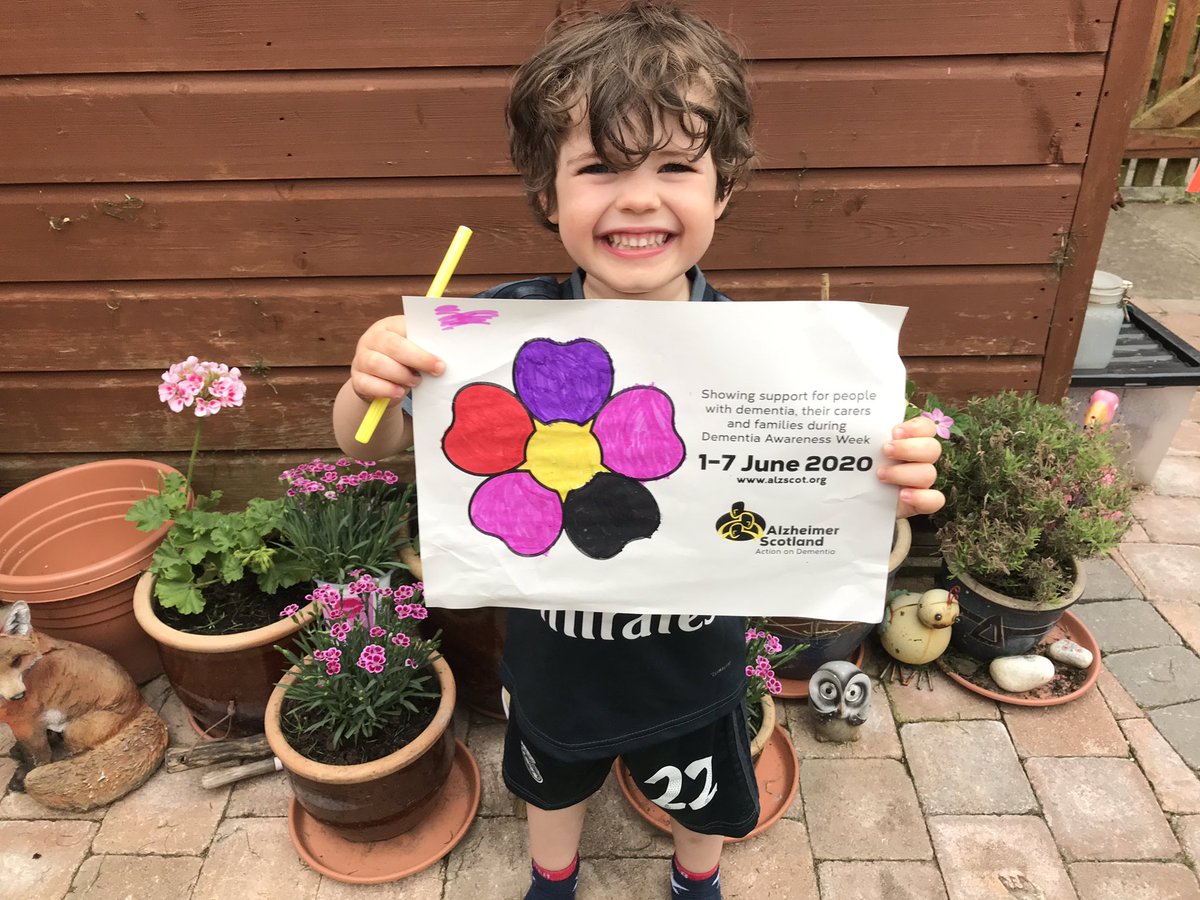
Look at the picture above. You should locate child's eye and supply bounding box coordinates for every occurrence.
[661,163,696,173]
[579,163,612,175]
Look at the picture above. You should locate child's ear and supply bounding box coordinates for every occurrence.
[714,192,731,221]
[542,194,558,226]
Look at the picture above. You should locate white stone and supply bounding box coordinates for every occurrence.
[990,655,1056,693]
[1047,638,1094,669]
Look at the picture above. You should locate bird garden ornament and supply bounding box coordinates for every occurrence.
[808,660,871,743]
[877,588,960,689]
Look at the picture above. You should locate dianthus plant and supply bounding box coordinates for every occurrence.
[743,622,805,739]
[127,357,247,531]
[278,573,441,749]
[276,458,414,584]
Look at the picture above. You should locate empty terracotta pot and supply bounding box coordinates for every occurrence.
[0,459,181,681]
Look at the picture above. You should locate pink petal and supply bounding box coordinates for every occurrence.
[592,387,685,481]
[469,472,563,556]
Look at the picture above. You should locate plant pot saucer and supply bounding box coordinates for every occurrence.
[287,739,481,884]
[775,642,867,700]
[614,724,798,843]
[937,611,1101,707]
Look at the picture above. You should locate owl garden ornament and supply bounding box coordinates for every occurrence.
[808,660,871,743]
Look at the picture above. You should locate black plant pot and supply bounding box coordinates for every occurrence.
[765,519,910,679]
[937,558,1086,660]
[768,619,876,680]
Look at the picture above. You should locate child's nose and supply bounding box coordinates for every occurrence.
[614,171,661,213]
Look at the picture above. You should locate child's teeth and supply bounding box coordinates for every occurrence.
[608,233,667,248]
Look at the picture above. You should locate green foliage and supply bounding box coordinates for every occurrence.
[278,577,441,751]
[126,472,208,533]
[276,461,414,583]
[148,497,313,616]
[933,391,1135,605]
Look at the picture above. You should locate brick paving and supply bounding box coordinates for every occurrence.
[3,205,1200,897]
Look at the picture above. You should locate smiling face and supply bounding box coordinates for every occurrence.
[546,114,730,302]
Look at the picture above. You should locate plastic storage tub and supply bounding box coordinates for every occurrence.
[1069,304,1200,484]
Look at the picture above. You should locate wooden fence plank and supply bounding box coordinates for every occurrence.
[0,267,1056,371]
[752,58,1101,170]
[1,0,1117,75]
[1041,0,1163,401]
[1126,127,1200,155]
[0,450,385,510]
[907,356,1041,398]
[0,169,1079,283]
[1131,74,1200,129]
[0,370,343,453]
[1159,0,1200,95]
[0,58,1104,184]
[1137,0,1173,109]
[0,356,1041,456]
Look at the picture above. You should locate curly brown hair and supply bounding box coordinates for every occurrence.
[507,1,756,230]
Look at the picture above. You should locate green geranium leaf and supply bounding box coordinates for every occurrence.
[155,579,205,615]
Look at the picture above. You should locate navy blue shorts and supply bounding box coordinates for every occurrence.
[502,702,760,838]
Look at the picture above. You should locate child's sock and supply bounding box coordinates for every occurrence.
[524,854,579,900]
[670,855,722,899]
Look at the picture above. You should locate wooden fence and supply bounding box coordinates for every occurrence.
[1124,0,1200,187]
[0,0,1162,505]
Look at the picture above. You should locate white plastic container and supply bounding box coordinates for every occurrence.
[1073,270,1131,370]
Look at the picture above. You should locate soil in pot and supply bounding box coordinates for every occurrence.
[281,694,439,767]
[154,575,313,636]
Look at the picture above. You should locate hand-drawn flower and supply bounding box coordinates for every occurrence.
[442,338,685,559]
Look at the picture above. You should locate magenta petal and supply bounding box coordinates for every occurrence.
[468,472,563,556]
[593,387,685,481]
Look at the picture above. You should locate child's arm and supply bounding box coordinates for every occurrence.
[878,415,945,519]
[331,314,445,459]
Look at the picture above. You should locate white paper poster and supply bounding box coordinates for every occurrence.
[407,297,907,621]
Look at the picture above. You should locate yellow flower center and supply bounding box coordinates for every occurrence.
[522,420,606,499]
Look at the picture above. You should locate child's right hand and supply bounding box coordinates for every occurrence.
[349,314,446,402]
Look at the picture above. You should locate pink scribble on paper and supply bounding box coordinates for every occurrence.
[436,304,500,330]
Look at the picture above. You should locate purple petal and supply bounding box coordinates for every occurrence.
[593,387,685,481]
[514,339,613,424]
[468,472,563,556]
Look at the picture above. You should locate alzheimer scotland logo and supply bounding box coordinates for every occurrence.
[441,338,686,559]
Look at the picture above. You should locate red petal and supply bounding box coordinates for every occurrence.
[442,384,534,475]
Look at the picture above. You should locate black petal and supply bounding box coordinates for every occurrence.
[562,473,661,560]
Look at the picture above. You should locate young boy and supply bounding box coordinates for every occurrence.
[333,4,944,898]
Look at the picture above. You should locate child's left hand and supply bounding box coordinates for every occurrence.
[878,416,945,519]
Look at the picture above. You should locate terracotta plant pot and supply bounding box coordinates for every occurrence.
[939,557,1087,660]
[747,693,776,760]
[133,572,318,737]
[265,655,458,843]
[766,518,911,682]
[0,459,181,682]
[402,545,507,719]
